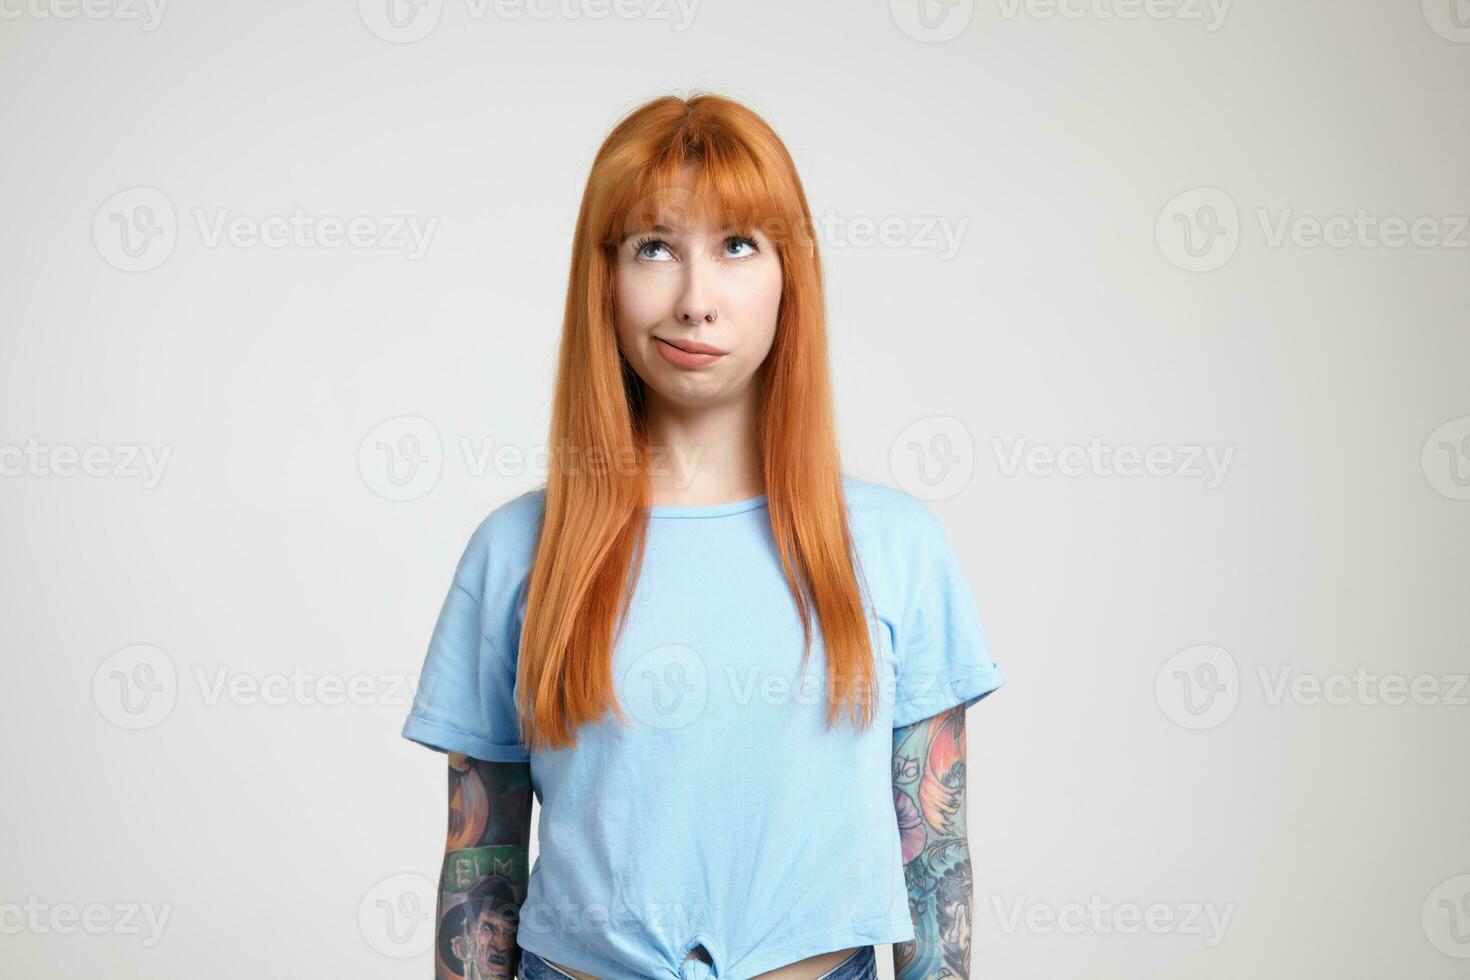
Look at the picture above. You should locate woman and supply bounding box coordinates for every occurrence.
[402,92,1005,980]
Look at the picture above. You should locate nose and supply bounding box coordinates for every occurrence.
[676,257,718,326]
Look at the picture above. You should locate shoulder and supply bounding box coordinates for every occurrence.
[467,485,547,549]
[450,485,548,597]
[839,474,952,600]
[840,473,945,543]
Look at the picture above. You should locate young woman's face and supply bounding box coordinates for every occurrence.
[612,181,783,412]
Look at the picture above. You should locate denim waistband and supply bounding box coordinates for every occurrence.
[518,944,877,980]
[810,944,876,980]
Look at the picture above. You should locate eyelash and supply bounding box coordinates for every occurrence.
[633,235,759,259]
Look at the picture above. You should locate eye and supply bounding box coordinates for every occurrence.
[633,236,673,262]
[725,235,759,258]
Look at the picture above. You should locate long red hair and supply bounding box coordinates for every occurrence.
[516,91,876,751]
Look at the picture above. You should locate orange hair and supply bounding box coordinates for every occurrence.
[517,91,876,752]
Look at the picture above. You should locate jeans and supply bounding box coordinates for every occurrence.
[518,944,878,980]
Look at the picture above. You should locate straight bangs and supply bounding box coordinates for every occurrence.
[596,140,806,256]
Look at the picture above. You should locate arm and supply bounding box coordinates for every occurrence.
[891,704,971,980]
[435,752,534,980]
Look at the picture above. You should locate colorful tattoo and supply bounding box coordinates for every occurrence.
[892,705,972,980]
[436,753,534,980]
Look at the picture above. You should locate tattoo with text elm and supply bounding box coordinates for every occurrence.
[437,756,533,980]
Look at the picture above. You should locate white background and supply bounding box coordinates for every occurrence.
[1,0,1468,977]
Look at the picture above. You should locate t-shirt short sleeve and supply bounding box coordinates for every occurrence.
[401,531,531,763]
[890,507,1006,728]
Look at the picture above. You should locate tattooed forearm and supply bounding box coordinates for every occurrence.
[892,705,972,980]
[435,753,534,980]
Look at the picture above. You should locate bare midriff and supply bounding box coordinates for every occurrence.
[542,944,861,980]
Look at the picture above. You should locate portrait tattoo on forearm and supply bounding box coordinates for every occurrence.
[436,754,534,980]
[892,705,972,980]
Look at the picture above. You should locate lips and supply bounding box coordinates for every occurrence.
[656,336,726,355]
[654,336,725,370]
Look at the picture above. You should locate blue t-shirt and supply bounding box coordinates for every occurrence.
[401,474,1004,980]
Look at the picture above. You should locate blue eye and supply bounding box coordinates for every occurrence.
[726,236,759,258]
[631,234,759,261]
[633,236,673,261]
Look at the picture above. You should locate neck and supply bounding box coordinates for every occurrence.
[641,386,764,506]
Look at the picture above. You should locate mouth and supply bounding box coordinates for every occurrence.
[656,336,726,356]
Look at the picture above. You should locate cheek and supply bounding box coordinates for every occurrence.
[614,265,670,334]
[737,262,784,343]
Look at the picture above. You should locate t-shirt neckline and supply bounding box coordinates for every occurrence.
[647,492,769,519]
